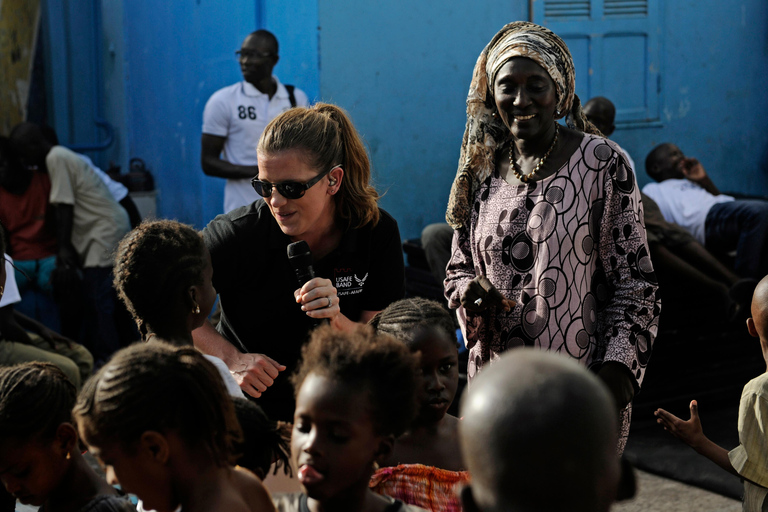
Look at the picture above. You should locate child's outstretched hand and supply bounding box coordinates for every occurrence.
[654,400,706,450]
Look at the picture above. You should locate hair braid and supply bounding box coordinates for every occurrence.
[0,362,77,440]
[73,342,241,466]
[114,220,207,337]
[369,297,457,349]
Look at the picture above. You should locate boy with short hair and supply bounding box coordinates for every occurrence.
[655,274,768,511]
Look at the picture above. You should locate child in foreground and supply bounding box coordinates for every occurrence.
[0,362,135,512]
[459,349,622,512]
[655,274,768,511]
[369,298,467,512]
[113,220,242,397]
[272,325,428,512]
[73,342,275,512]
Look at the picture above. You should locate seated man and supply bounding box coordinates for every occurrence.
[584,100,754,326]
[0,137,61,330]
[642,143,768,280]
[0,252,93,389]
[10,123,132,364]
[459,349,624,512]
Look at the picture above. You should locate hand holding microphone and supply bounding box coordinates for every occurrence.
[287,241,339,324]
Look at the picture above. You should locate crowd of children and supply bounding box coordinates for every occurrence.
[2,207,768,511]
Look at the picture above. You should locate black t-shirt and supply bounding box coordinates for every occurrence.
[203,200,405,420]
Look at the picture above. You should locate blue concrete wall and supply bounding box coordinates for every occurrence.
[606,1,768,194]
[317,0,528,239]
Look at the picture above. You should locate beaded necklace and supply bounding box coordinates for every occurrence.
[508,124,559,183]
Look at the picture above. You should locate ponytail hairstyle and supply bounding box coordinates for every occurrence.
[258,102,380,229]
[0,362,77,441]
[113,220,207,339]
[73,342,242,466]
[369,297,457,349]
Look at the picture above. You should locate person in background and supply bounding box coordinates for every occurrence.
[655,274,768,512]
[194,103,405,421]
[459,349,623,512]
[643,143,768,280]
[583,97,754,328]
[0,362,135,512]
[74,342,276,512]
[444,21,660,453]
[1,246,93,390]
[40,125,142,228]
[202,29,309,214]
[0,136,61,331]
[10,122,132,364]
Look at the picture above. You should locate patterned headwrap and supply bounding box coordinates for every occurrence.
[446,21,600,229]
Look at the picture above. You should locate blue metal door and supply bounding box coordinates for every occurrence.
[532,0,661,126]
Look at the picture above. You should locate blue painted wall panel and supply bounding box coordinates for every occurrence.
[611,1,768,194]
[318,0,528,239]
[120,2,256,226]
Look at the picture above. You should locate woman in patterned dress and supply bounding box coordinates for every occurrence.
[444,21,661,452]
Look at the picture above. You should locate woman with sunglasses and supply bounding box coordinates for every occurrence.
[193,103,405,421]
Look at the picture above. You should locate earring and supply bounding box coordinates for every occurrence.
[66,452,71,460]
[491,111,497,118]
[0,285,4,295]
[193,304,200,314]
[556,109,561,116]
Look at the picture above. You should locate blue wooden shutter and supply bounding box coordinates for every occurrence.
[532,0,660,126]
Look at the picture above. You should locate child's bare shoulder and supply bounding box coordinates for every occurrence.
[214,467,276,512]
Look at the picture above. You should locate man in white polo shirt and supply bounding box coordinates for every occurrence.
[201,29,309,213]
[642,143,768,279]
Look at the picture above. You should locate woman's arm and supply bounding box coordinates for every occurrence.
[192,320,286,399]
[596,149,661,394]
[445,226,477,309]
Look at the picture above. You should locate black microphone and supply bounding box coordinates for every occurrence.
[287,240,315,286]
[287,240,327,326]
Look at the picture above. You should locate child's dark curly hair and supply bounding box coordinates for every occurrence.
[0,362,77,441]
[113,220,207,338]
[368,297,457,349]
[232,397,292,478]
[291,324,419,438]
[73,342,242,467]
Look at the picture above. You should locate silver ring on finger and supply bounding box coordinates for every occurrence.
[327,296,333,308]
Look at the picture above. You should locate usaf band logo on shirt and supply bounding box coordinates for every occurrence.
[334,268,368,297]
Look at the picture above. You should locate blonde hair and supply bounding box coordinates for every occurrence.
[258,103,380,229]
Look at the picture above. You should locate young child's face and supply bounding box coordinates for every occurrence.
[0,437,67,506]
[292,372,386,502]
[81,432,173,512]
[410,329,459,423]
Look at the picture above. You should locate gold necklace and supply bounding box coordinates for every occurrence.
[508,124,559,183]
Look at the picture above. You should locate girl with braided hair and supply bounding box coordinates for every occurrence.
[368,298,466,512]
[444,21,661,453]
[113,219,241,397]
[73,342,276,512]
[0,362,134,511]
[194,103,405,421]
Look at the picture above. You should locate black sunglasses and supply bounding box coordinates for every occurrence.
[251,165,340,200]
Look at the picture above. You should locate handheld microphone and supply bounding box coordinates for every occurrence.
[287,240,327,326]
[287,240,315,286]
